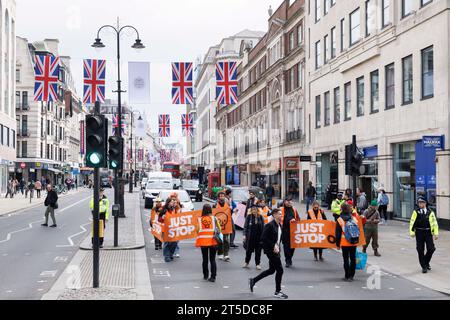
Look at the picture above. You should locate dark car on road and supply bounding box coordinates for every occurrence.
[181,179,203,202]
[101,177,112,188]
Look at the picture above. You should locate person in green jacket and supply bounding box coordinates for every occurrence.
[89,188,110,248]
[331,193,345,221]
[409,197,439,273]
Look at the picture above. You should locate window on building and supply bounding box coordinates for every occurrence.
[385,63,395,109]
[402,55,413,104]
[40,142,43,158]
[324,35,329,64]
[340,18,345,52]
[324,0,330,15]
[350,8,361,46]
[344,82,351,120]
[47,120,50,135]
[289,32,295,51]
[290,68,295,92]
[315,95,321,128]
[22,115,28,136]
[16,69,20,82]
[46,144,49,159]
[12,130,15,149]
[324,91,330,126]
[421,0,432,6]
[370,70,379,113]
[421,46,434,99]
[22,91,28,109]
[331,27,336,58]
[334,87,340,123]
[16,91,20,109]
[315,0,321,22]
[298,23,303,45]
[366,0,375,36]
[6,127,10,147]
[22,141,27,158]
[382,0,390,28]
[298,63,304,88]
[357,77,365,116]
[315,40,322,69]
[402,0,413,17]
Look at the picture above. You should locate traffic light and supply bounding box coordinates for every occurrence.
[85,115,108,168]
[345,143,364,176]
[108,136,124,170]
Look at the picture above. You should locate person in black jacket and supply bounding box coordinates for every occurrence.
[242,207,265,270]
[249,208,288,299]
[41,184,58,227]
[244,191,258,217]
[281,197,300,267]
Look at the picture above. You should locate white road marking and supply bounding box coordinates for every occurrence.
[40,270,58,278]
[56,196,92,214]
[415,288,422,291]
[223,286,229,289]
[2,253,8,256]
[25,253,30,256]
[307,286,314,288]
[335,286,341,289]
[152,269,170,277]
[37,280,47,283]
[54,256,68,263]
[56,222,91,248]
[362,287,368,289]
[164,286,170,289]
[5,290,12,293]
[389,287,395,290]
[37,289,44,292]
[193,286,200,289]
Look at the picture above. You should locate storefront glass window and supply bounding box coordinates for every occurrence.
[394,142,416,219]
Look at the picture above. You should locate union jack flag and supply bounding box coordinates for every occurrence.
[172,62,194,105]
[158,114,170,137]
[216,61,238,106]
[181,113,194,137]
[33,54,60,102]
[112,114,125,135]
[83,59,106,104]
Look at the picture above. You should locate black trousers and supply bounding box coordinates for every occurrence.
[154,237,162,249]
[342,246,357,279]
[245,244,262,265]
[313,248,323,257]
[415,229,435,269]
[230,220,236,245]
[282,231,295,264]
[253,252,283,292]
[378,205,388,220]
[201,246,217,279]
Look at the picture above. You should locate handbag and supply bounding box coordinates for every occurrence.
[355,249,368,270]
[213,217,223,245]
[53,201,59,209]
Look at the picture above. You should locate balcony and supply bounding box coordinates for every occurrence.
[285,128,302,143]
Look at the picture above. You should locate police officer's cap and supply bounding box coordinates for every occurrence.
[417,196,427,203]
[337,192,343,197]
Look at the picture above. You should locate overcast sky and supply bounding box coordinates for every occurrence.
[16,0,282,147]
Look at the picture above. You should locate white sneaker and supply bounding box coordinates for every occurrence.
[256,265,262,270]
[224,256,230,261]
[242,263,249,268]
[218,255,224,260]
[174,253,180,258]
[274,291,288,299]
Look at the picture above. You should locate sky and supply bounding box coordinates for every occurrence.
[16,0,282,148]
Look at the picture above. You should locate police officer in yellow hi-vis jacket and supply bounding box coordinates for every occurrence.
[410,196,439,274]
[90,188,110,248]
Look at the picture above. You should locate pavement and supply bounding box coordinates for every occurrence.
[41,189,153,300]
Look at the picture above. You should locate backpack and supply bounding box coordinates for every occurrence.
[343,218,360,244]
[381,193,389,206]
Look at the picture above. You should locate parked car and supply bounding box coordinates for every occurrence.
[144,179,173,209]
[158,189,195,212]
[224,185,266,204]
[181,179,203,202]
[100,177,112,188]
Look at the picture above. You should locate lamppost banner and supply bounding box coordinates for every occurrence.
[128,62,150,104]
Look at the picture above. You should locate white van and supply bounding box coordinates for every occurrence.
[143,171,174,208]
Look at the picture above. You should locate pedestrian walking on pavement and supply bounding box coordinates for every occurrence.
[307,201,327,261]
[265,184,275,208]
[19,179,25,195]
[249,208,288,299]
[280,196,300,268]
[410,197,439,274]
[161,197,180,262]
[362,200,381,256]
[195,204,220,282]
[214,191,232,261]
[325,184,332,210]
[5,179,14,198]
[35,180,42,198]
[150,198,164,250]
[89,188,110,248]
[13,178,19,194]
[42,184,58,227]
[377,189,389,224]
[27,180,35,202]
[336,203,361,282]
[243,206,265,270]
[331,193,345,221]
[305,181,317,213]
[356,188,368,215]
[225,188,239,249]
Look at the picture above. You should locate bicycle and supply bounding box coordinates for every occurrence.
[55,184,68,195]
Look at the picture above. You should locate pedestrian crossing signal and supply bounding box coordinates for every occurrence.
[85,115,108,168]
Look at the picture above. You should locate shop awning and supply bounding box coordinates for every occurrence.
[47,168,63,174]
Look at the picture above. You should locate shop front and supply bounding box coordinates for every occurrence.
[284,157,300,201]
[315,152,339,206]
[225,165,240,185]
[359,146,379,203]
[249,160,281,197]
[393,137,442,219]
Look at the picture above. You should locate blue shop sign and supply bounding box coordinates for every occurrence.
[416,175,426,185]
[427,175,436,186]
[363,146,378,158]
[423,136,445,149]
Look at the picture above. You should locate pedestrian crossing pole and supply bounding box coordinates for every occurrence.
[92,102,101,288]
[352,135,357,202]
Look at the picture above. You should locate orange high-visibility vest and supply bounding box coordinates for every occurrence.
[195,215,218,247]
[337,217,359,247]
[307,209,324,220]
[281,207,300,226]
[260,207,271,224]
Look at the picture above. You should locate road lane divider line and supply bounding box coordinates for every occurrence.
[56,221,91,248]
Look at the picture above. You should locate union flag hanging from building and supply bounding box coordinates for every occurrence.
[181,113,194,137]
[172,62,194,105]
[112,114,126,135]
[33,54,60,102]
[83,59,106,104]
[216,61,238,105]
[158,114,170,137]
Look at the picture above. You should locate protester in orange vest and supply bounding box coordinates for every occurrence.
[196,204,220,282]
[214,191,232,261]
[161,197,180,263]
[150,197,164,250]
[258,199,271,224]
[280,196,300,268]
[336,203,359,281]
[243,206,265,270]
[307,200,328,261]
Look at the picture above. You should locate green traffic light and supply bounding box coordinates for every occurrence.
[110,160,119,168]
[88,153,102,165]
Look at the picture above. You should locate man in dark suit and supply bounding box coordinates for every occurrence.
[249,208,288,299]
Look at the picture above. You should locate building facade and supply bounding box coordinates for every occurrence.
[0,0,16,195]
[306,0,449,226]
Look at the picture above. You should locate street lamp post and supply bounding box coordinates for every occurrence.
[92,18,145,217]
[128,110,142,193]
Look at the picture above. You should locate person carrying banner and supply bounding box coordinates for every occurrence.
[331,193,345,221]
[196,204,220,282]
[307,201,327,261]
[243,206,265,270]
[150,197,164,250]
[249,208,288,299]
[336,203,360,281]
[214,191,232,261]
[410,197,439,273]
[280,196,300,268]
[161,197,181,262]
